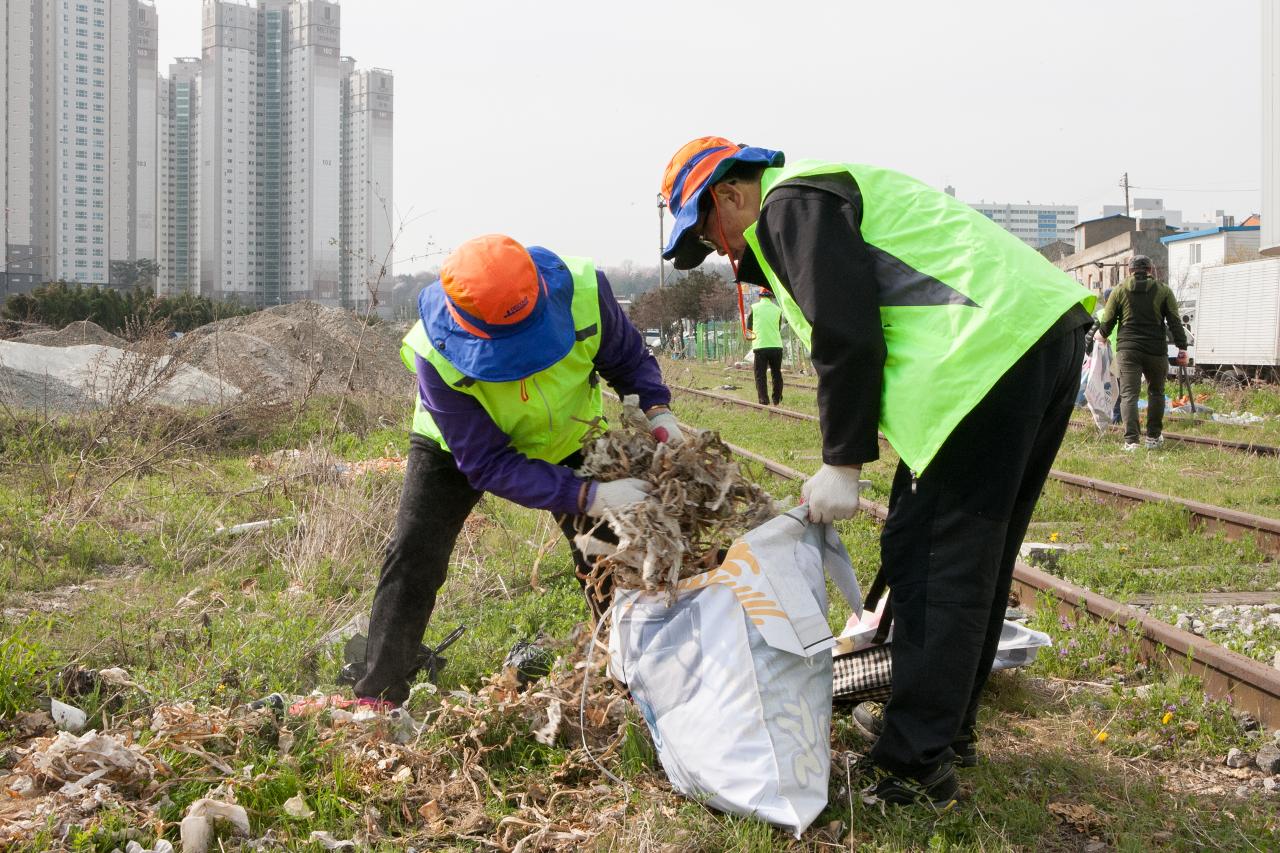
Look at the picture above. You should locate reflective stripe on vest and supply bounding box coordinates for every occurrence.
[400,256,605,463]
[749,298,783,349]
[743,160,1095,474]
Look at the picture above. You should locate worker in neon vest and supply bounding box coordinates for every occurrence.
[355,234,683,708]
[747,287,784,405]
[659,137,1094,808]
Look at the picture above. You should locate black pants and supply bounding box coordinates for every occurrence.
[870,325,1086,776]
[754,347,783,405]
[355,436,607,704]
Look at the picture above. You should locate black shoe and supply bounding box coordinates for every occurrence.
[852,701,884,741]
[862,762,959,810]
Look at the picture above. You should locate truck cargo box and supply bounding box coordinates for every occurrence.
[1194,259,1280,367]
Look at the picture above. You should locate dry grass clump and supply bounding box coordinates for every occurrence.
[575,395,776,597]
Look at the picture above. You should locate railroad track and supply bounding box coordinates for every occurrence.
[672,384,1280,558]
[666,410,1280,728]
[691,378,1280,457]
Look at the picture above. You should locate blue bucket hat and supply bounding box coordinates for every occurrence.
[419,237,576,383]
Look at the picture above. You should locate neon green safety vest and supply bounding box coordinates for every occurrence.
[749,298,783,350]
[400,256,604,463]
[743,160,1095,474]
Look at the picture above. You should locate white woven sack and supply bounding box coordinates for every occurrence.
[608,508,861,838]
[1083,343,1119,430]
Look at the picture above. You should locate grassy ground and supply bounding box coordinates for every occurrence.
[2,387,1279,850]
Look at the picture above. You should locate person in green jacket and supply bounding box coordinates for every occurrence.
[747,287,784,405]
[1096,255,1188,450]
[658,136,1093,808]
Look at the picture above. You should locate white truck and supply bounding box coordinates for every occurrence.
[1194,258,1280,380]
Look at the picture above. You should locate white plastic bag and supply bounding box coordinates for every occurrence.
[1083,343,1118,430]
[608,508,860,837]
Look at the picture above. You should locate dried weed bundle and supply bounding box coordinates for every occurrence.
[575,395,776,598]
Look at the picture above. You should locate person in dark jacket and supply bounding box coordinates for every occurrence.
[354,235,682,709]
[1096,255,1188,450]
[658,137,1093,808]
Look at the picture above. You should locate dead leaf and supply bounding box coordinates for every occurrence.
[1048,801,1106,834]
[418,799,442,823]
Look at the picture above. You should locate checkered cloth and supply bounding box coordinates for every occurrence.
[832,644,893,704]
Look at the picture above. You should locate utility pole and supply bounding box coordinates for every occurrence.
[656,193,667,289]
[1119,172,1130,217]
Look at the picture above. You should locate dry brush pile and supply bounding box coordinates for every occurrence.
[574,395,776,600]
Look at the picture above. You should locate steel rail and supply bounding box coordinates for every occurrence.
[1066,418,1280,457]
[671,384,1280,558]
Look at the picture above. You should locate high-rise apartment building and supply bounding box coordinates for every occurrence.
[1,0,150,294]
[199,0,391,308]
[159,58,200,296]
[2,0,392,305]
[341,64,393,309]
[135,0,159,265]
[2,0,47,295]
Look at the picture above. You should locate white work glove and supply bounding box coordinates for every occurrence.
[586,478,653,517]
[801,464,863,524]
[648,410,685,446]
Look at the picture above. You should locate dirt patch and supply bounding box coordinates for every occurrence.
[177,302,412,398]
[15,321,125,349]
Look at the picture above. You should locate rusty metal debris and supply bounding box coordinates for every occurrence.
[575,395,776,601]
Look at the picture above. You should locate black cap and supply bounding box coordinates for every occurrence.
[1131,255,1152,270]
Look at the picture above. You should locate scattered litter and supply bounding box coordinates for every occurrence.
[247,692,287,712]
[180,798,251,853]
[119,839,175,853]
[332,457,407,480]
[533,699,563,746]
[309,831,357,850]
[288,694,357,717]
[575,394,776,598]
[49,698,87,733]
[19,729,156,796]
[214,517,293,536]
[283,793,314,819]
[503,639,555,687]
[1212,411,1267,425]
[97,667,147,692]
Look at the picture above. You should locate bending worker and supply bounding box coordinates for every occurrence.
[659,137,1094,808]
[1095,254,1187,451]
[355,234,682,708]
[747,287,785,406]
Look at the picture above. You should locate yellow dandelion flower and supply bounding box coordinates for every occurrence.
[1095,730,1109,743]
[1049,531,1060,543]
[1161,711,1173,725]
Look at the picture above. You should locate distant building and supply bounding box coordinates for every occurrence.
[1101,198,1224,234]
[1242,214,1261,227]
[159,59,201,296]
[136,2,161,268]
[1,0,155,293]
[1162,225,1262,299]
[1054,215,1176,298]
[1037,240,1075,263]
[967,200,1078,248]
[199,0,391,308]
[340,63,394,310]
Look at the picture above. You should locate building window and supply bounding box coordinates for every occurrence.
[1189,244,1202,264]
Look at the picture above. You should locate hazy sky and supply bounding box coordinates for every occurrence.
[156,0,1263,273]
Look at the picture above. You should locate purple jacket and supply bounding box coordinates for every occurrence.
[416,270,669,514]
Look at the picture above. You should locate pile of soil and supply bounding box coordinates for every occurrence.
[14,320,126,348]
[0,341,238,411]
[177,302,412,398]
